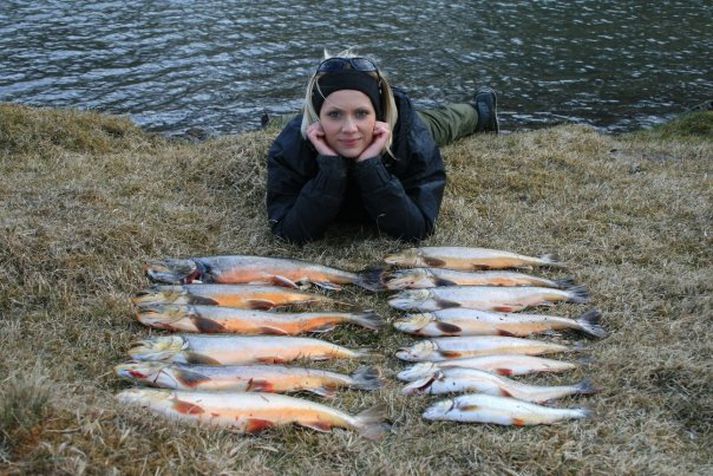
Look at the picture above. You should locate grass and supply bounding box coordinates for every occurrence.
[1,103,711,475]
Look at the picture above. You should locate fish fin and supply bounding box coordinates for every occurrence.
[246,379,274,392]
[500,389,514,398]
[354,348,377,360]
[554,277,577,289]
[271,275,299,289]
[538,254,564,268]
[435,298,461,309]
[576,379,599,395]
[496,329,518,337]
[433,278,457,287]
[494,305,516,312]
[244,418,275,433]
[495,368,514,376]
[183,352,222,365]
[247,299,276,310]
[314,281,342,291]
[190,315,227,333]
[423,257,447,267]
[512,418,527,427]
[175,368,211,388]
[356,268,386,292]
[354,405,391,441]
[307,323,337,333]
[351,311,385,331]
[258,326,290,335]
[350,366,383,391]
[301,420,334,433]
[435,321,462,335]
[173,399,204,415]
[576,309,607,338]
[187,295,220,306]
[439,350,462,358]
[567,285,590,304]
[311,384,338,398]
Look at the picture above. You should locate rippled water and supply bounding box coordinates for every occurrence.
[1,0,711,135]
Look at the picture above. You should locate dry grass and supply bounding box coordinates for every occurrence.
[1,103,711,475]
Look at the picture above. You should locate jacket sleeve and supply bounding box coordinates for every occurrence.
[352,126,446,242]
[266,140,349,244]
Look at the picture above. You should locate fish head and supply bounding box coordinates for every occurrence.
[115,362,173,385]
[135,303,190,329]
[422,398,455,420]
[132,286,185,306]
[395,340,437,362]
[384,248,426,267]
[145,259,199,284]
[383,268,433,290]
[392,313,435,334]
[388,289,431,311]
[397,362,439,382]
[128,335,187,362]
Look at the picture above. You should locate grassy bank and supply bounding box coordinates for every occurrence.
[1,103,711,475]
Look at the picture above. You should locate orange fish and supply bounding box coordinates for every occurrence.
[385,247,562,270]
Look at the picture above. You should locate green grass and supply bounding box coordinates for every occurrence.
[1,103,711,474]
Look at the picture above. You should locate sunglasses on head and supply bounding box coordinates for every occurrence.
[316,57,379,74]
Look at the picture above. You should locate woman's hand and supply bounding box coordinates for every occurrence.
[357,121,391,162]
[307,122,338,156]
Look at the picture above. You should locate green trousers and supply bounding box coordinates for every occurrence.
[267,103,477,148]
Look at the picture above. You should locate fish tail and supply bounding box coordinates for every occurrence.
[575,378,599,395]
[349,311,385,331]
[355,268,386,292]
[353,348,377,360]
[566,285,590,304]
[538,253,564,267]
[349,366,383,391]
[353,405,391,440]
[576,309,607,338]
[553,277,577,289]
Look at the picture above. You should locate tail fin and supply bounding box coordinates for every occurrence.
[350,366,383,391]
[576,309,607,338]
[349,311,385,331]
[356,268,386,292]
[353,405,391,441]
[575,378,599,395]
[566,285,590,304]
[353,348,377,360]
[553,277,577,289]
[538,254,565,268]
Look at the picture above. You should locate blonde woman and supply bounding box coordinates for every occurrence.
[266,54,498,244]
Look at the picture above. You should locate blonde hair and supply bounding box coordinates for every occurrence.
[300,50,398,156]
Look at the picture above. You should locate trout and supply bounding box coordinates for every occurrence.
[388,285,589,312]
[395,336,576,362]
[136,303,383,334]
[145,255,383,291]
[403,367,596,402]
[393,308,606,338]
[397,355,578,381]
[132,284,339,310]
[128,334,372,365]
[117,388,390,439]
[383,267,574,290]
[115,362,382,397]
[384,247,562,270]
[422,394,590,426]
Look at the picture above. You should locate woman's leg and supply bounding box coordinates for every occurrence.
[417,103,478,147]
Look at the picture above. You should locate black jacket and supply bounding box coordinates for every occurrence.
[266,89,446,244]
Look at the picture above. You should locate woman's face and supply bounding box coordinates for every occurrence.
[318,89,376,158]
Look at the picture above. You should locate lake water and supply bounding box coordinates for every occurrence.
[1,0,711,136]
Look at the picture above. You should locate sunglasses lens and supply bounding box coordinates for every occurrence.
[316,57,378,73]
[350,58,377,71]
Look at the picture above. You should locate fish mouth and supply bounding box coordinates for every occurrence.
[397,362,438,382]
[422,399,454,420]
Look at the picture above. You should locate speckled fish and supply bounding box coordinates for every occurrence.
[397,355,578,381]
[395,336,576,362]
[384,247,563,270]
[115,362,382,397]
[132,284,340,310]
[388,285,589,312]
[117,388,390,439]
[145,255,383,291]
[393,308,605,338]
[403,367,596,402]
[136,303,383,334]
[422,393,590,426]
[383,267,574,290]
[128,334,372,365]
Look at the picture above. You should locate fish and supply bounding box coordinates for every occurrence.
[397,355,578,381]
[395,336,576,362]
[116,388,390,439]
[132,284,339,310]
[393,308,606,338]
[388,285,589,312]
[383,267,574,290]
[422,394,590,426]
[136,303,383,334]
[145,255,384,291]
[115,362,382,397]
[384,247,563,270]
[402,367,597,402]
[128,334,373,365]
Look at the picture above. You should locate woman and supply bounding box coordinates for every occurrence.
[266,53,498,245]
